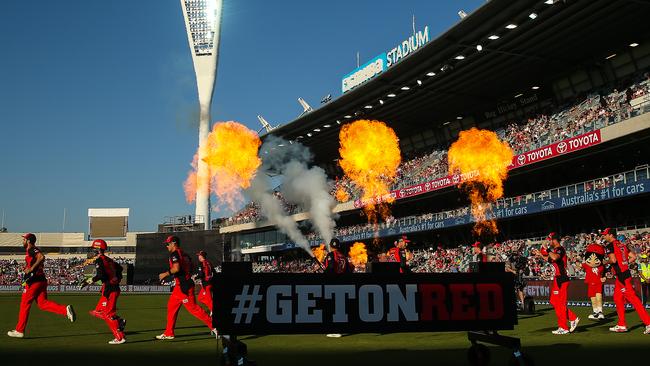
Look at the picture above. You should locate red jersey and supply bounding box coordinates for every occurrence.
[198,259,214,287]
[549,245,568,278]
[168,248,193,285]
[324,250,352,274]
[25,246,46,282]
[388,247,411,273]
[581,263,604,284]
[606,239,632,280]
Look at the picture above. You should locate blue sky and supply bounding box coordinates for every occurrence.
[0,0,484,233]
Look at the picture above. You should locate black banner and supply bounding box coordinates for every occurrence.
[213,272,517,335]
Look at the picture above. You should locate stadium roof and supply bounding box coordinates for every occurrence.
[265,0,650,164]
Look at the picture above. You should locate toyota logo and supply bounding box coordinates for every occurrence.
[557,141,568,154]
[517,155,526,166]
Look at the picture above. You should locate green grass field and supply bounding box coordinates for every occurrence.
[0,293,648,365]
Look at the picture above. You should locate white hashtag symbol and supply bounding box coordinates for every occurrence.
[232,285,262,324]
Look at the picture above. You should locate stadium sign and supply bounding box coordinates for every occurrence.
[328,176,649,243]
[524,278,642,301]
[342,26,430,93]
[354,130,603,208]
[213,271,516,334]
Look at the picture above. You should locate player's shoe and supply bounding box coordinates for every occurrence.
[155,333,175,340]
[644,325,650,335]
[211,328,219,339]
[588,312,597,320]
[118,318,127,332]
[551,328,570,335]
[326,334,342,338]
[66,305,76,323]
[609,325,628,332]
[569,317,580,332]
[108,338,126,345]
[597,312,605,320]
[7,330,24,338]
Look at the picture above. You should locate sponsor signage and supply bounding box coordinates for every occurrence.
[524,278,642,301]
[0,285,171,293]
[342,26,430,93]
[354,130,603,208]
[213,271,516,334]
[333,176,648,243]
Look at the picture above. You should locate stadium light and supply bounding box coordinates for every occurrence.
[476,44,483,51]
[456,116,463,120]
[529,13,538,19]
[336,120,341,125]
[379,99,384,105]
[605,53,617,60]
[630,43,639,47]
[532,86,540,90]
[488,35,500,40]
[443,121,451,125]
[544,0,555,4]
[455,55,465,60]
[387,93,397,97]
[313,128,321,132]
[180,0,224,229]
[401,86,410,90]
[426,71,436,76]
[416,80,422,86]
[344,115,352,118]
[364,105,373,109]
[514,93,523,98]
[505,24,517,29]
[323,124,331,128]
[307,133,312,137]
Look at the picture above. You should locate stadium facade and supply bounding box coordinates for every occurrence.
[218,0,650,260]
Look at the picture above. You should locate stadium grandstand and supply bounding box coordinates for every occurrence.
[217,0,650,279]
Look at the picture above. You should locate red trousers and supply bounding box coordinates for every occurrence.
[90,291,124,340]
[198,284,213,313]
[613,278,650,327]
[15,281,67,333]
[550,279,577,330]
[164,285,212,336]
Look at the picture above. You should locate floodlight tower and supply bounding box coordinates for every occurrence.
[180,0,223,229]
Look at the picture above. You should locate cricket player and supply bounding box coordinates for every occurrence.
[83,239,127,344]
[7,233,76,338]
[386,235,413,273]
[324,238,352,338]
[533,232,579,334]
[155,236,217,340]
[194,250,215,315]
[601,228,650,333]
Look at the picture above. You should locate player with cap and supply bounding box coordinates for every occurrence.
[193,250,216,315]
[7,233,76,338]
[472,241,487,263]
[533,232,579,334]
[324,238,353,275]
[155,236,217,340]
[387,235,414,273]
[601,228,650,333]
[83,239,127,344]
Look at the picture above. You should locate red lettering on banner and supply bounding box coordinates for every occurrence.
[353,130,603,208]
[450,284,476,320]
[419,284,449,321]
[477,283,503,319]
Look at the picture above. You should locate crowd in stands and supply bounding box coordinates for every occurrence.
[0,256,134,286]
[252,230,650,281]
[225,74,650,226]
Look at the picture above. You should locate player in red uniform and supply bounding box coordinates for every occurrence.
[386,236,413,273]
[155,236,217,340]
[324,238,353,275]
[83,239,127,344]
[533,232,579,334]
[194,250,215,315]
[601,228,650,333]
[7,233,76,338]
[472,242,487,263]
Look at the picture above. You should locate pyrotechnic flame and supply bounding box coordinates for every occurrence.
[338,120,401,222]
[184,121,262,211]
[312,244,326,263]
[335,186,350,202]
[448,127,513,236]
[348,242,368,269]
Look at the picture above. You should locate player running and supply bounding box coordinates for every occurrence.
[193,250,215,315]
[7,233,76,338]
[601,228,650,334]
[83,239,127,344]
[533,232,579,335]
[324,238,352,338]
[155,236,217,340]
